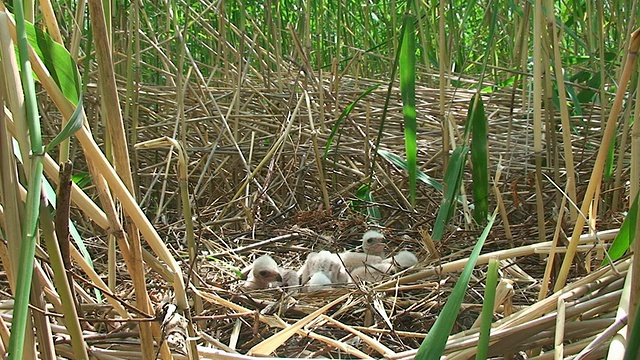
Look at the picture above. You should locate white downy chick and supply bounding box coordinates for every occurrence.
[337,252,383,272]
[306,272,332,291]
[350,262,395,282]
[242,255,282,290]
[381,250,419,269]
[351,251,419,283]
[298,250,349,286]
[337,230,386,271]
[278,268,300,288]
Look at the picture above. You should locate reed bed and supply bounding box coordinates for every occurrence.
[0,0,636,358]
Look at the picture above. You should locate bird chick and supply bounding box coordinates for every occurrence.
[305,272,332,291]
[298,250,349,286]
[381,250,419,269]
[350,262,395,282]
[278,268,300,288]
[350,251,419,283]
[336,251,383,272]
[337,230,387,271]
[242,255,282,290]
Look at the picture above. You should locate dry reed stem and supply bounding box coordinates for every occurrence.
[375,229,616,290]
[247,293,351,356]
[319,314,396,358]
[88,0,155,355]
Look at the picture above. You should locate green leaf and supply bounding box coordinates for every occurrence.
[476,258,499,360]
[45,95,84,152]
[417,209,498,359]
[603,123,616,181]
[603,192,639,265]
[24,22,81,106]
[432,145,468,241]
[565,82,583,116]
[378,149,442,192]
[469,95,489,224]
[377,149,464,206]
[399,14,417,206]
[353,184,381,223]
[71,172,93,189]
[23,20,83,153]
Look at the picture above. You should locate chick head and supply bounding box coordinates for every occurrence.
[251,255,283,283]
[361,230,386,257]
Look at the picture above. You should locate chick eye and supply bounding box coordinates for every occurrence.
[258,270,269,277]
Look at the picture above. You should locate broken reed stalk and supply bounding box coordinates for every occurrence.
[374,228,616,290]
[134,136,202,358]
[89,0,156,356]
[39,187,88,358]
[305,91,331,209]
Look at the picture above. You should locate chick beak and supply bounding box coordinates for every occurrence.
[275,272,283,282]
